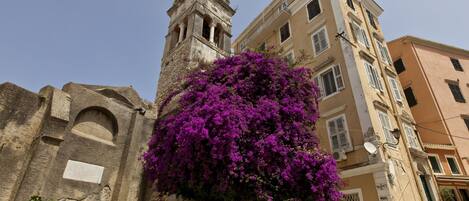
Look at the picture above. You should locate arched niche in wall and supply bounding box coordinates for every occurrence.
[71,107,118,146]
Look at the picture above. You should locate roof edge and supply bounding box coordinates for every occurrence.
[388,35,469,57]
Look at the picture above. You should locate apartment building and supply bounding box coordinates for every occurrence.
[233,0,439,200]
[388,36,469,200]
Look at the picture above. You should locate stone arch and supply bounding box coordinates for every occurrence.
[71,106,118,145]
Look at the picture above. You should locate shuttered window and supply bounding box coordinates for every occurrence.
[341,189,363,201]
[327,115,352,152]
[350,22,370,48]
[403,123,419,149]
[313,65,344,99]
[312,27,329,56]
[364,61,383,91]
[451,58,463,71]
[366,10,377,29]
[404,87,417,107]
[377,111,397,146]
[377,40,392,64]
[388,76,402,102]
[448,83,465,103]
[307,0,321,21]
[280,22,291,43]
[393,58,406,74]
[284,50,295,66]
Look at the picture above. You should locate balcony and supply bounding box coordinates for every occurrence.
[242,3,291,47]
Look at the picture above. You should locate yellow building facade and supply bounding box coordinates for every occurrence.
[233,0,439,200]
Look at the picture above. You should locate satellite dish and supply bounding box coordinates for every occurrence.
[364,142,378,155]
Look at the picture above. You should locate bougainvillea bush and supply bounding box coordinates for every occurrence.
[143,52,341,201]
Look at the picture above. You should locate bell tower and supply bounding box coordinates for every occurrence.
[155,0,235,110]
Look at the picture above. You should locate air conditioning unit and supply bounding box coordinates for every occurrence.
[333,149,348,161]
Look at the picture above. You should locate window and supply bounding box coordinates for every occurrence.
[376,40,392,64]
[459,189,469,201]
[312,27,329,56]
[420,175,435,201]
[446,156,462,175]
[451,58,463,71]
[448,83,465,103]
[463,117,469,130]
[239,42,246,52]
[364,61,383,91]
[346,0,355,10]
[394,58,406,74]
[388,76,402,103]
[428,155,443,174]
[341,189,363,201]
[327,115,352,152]
[350,21,370,47]
[284,50,295,66]
[441,188,457,201]
[366,10,377,29]
[307,0,321,21]
[202,19,211,41]
[280,22,291,43]
[403,123,419,149]
[377,111,398,146]
[313,65,344,99]
[404,87,417,107]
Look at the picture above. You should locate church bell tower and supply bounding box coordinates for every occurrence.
[155,0,235,111]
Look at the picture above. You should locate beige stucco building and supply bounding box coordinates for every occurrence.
[233,0,439,200]
[388,36,469,200]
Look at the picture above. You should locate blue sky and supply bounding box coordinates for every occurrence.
[0,0,468,101]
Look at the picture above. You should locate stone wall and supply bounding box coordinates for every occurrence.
[0,83,48,201]
[0,82,156,201]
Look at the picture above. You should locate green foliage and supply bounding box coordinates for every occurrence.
[29,195,51,201]
[29,196,43,201]
[441,188,457,201]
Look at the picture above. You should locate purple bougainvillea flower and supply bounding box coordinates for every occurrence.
[143,52,342,201]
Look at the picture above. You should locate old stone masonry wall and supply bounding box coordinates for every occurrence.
[0,82,157,201]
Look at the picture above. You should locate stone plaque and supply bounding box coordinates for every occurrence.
[62,160,104,184]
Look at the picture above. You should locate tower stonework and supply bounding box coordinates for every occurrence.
[155,0,235,110]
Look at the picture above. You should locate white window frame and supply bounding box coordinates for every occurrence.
[313,64,345,100]
[326,114,353,152]
[403,123,419,149]
[341,188,364,201]
[283,49,295,65]
[388,76,403,103]
[364,60,384,91]
[311,26,330,57]
[428,154,444,175]
[351,21,370,48]
[445,155,463,176]
[279,21,292,44]
[377,110,398,147]
[376,40,392,65]
[240,41,246,52]
[306,0,322,23]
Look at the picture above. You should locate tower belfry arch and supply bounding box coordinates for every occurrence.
[155,0,235,112]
